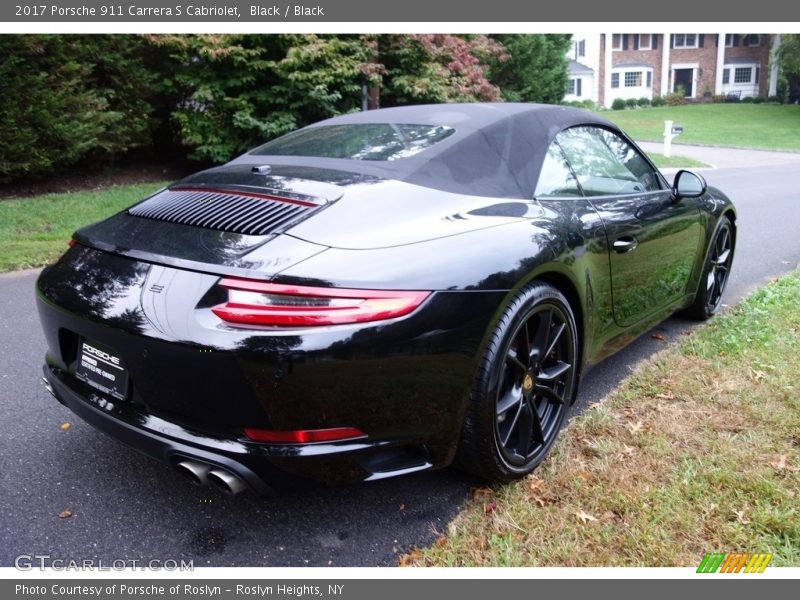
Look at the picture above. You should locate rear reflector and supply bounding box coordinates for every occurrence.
[243,427,366,444]
[68,239,77,248]
[212,278,430,327]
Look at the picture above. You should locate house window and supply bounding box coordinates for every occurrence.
[578,40,586,58]
[612,34,623,51]
[646,71,652,88]
[734,67,753,83]
[624,72,643,87]
[722,69,730,84]
[673,34,698,49]
[725,34,734,47]
[638,34,652,50]
[611,73,620,88]
[744,34,762,47]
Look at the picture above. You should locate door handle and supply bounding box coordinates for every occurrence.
[613,236,638,253]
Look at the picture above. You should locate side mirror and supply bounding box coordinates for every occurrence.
[672,170,707,199]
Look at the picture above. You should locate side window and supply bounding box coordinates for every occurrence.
[534,143,583,198]
[556,126,662,196]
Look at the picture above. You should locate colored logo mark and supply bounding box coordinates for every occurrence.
[697,552,772,573]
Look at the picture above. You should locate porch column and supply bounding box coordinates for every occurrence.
[661,33,670,96]
[715,34,726,95]
[604,33,613,107]
[769,34,781,97]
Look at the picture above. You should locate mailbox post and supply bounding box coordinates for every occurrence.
[663,120,684,158]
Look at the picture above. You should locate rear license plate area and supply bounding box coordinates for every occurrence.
[75,339,129,401]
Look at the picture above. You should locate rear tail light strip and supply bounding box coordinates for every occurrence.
[212,278,430,327]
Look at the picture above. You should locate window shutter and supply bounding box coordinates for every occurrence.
[634,35,639,50]
[699,34,705,47]
[733,34,739,46]
[653,35,658,49]
[670,35,674,48]
[577,79,582,97]
[622,35,628,50]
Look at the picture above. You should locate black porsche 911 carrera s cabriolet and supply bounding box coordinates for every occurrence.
[36,103,735,494]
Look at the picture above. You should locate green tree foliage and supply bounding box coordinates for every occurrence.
[376,34,506,106]
[488,34,572,104]
[777,34,800,76]
[0,35,161,183]
[154,34,374,163]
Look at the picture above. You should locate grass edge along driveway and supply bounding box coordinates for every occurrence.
[405,271,800,567]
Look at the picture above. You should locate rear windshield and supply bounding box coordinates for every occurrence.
[250,123,455,161]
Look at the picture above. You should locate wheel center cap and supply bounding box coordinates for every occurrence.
[522,373,534,392]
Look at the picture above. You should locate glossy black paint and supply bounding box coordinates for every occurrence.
[36,103,736,491]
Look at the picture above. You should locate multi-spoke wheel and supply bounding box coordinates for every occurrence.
[456,282,578,481]
[686,217,735,320]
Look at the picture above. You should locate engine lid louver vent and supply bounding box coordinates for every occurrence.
[127,187,323,236]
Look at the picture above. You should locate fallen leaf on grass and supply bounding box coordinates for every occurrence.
[627,421,645,434]
[750,369,767,383]
[399,549,422,567]
[651,332,666,341]
[734,510,751,525]
[59,422,71,431]
[58,510,72,519]
[527,476,546,493]
[484,501,498,514]
[769,454,800,472]
[574,510,598,524]
[471,486,493,500]
[398,503,405,511]
[622,444,635,456]
[655,391,674,400]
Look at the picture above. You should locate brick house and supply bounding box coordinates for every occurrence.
[565,33,780,107]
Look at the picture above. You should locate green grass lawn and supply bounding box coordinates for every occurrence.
[0,182,167,272]
[406,271,800,567]
[607,104,800,151]
[646,153,709,169]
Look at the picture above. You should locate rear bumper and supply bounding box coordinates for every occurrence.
[43,362,433,493]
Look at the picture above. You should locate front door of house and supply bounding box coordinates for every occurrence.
[673,69,693,97]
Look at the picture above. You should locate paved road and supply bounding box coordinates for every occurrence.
[1,164,799,567]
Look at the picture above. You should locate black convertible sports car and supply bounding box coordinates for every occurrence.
[37,103,736,494]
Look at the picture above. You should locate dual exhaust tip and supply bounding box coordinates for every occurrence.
[176,459,248,495]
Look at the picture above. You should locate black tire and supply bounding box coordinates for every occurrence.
[685,217,735,320]
[455,282,579,482]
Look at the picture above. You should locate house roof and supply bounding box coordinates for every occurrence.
[568,60,594,75]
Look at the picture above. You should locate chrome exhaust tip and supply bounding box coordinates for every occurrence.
[208,468,248,495]
[176,460,212,486]
[41,376,55,398]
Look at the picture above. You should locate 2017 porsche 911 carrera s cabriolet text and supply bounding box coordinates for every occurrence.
[36,103,736,495]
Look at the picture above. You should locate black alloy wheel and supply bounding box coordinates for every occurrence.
[687,217,735,320]
[456,282,578,481]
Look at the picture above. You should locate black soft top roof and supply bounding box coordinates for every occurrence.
[228,103,616,199]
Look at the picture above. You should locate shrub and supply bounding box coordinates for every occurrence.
[665,92,687,106]
[637,96,651,107]
[752,96,766,103]
[611,98,626,110]
[625,98,638,109]
[651,95,665,107]
[742,96,755,103]
[767,95,782,103]
[724,94,741,103]
[0,35,164,184]
[713,94,727,103]
[580,99,595,110]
